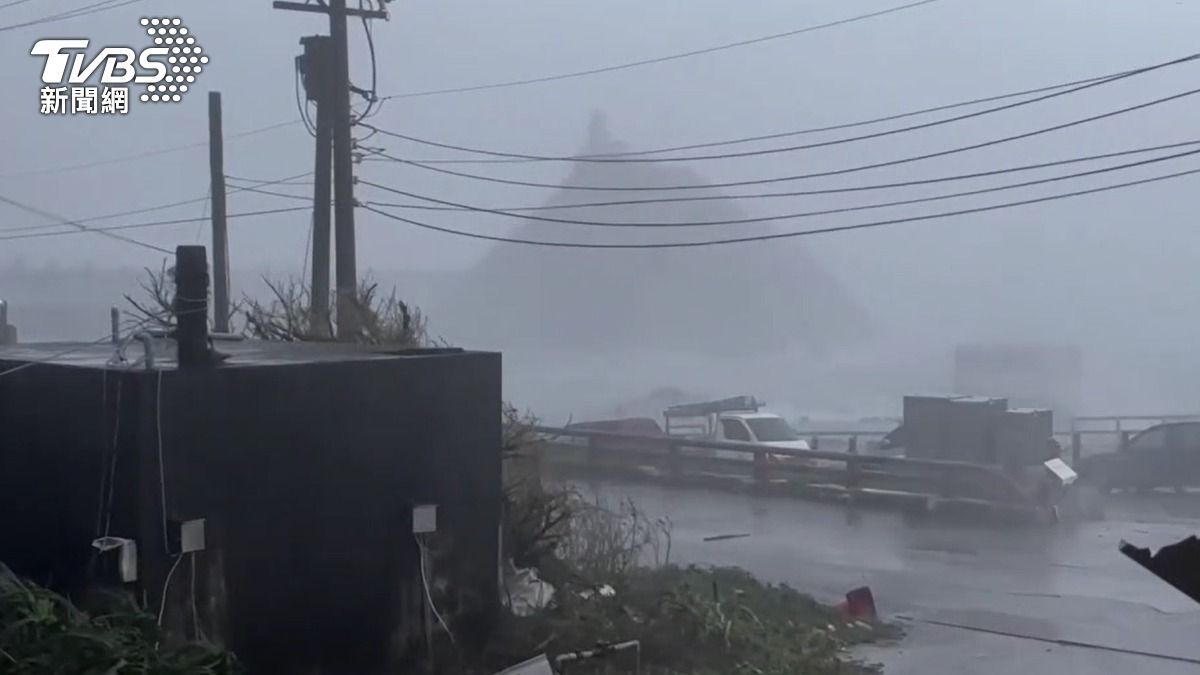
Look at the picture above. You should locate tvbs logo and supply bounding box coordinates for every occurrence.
[31,17,207,115]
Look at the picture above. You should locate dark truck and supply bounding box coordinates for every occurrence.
[1076,421,1200,493]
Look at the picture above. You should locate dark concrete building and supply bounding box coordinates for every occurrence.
[0,338,502,674]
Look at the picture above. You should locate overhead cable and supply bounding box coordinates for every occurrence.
[2,172,314,234]
[360,163,1200,248]
[358,145,1200,228]
[7,52,1186,178]
[364,52,1200,164]
[0,121,301,179]
[0,0,144,32]
[0,335,118,378]
[357,139,1200,213]
[0,192,172,253]
[0,206,310,243]
[378,0,942,100]
[370,85,1200,191]
[371,69,1150,164]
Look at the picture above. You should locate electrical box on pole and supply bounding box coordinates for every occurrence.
[275,1,387,341]
[298,35,334,337]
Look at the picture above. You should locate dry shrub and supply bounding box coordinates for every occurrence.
[240,276,314,341]
[127,266,429,347]
[556,496,672,583]
[502,402,539,459]
[122,261,175,331]
[242,275,428,346]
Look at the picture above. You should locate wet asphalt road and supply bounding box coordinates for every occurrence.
[579,480,1200,674]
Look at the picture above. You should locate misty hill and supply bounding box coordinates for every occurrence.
[432,113,871,356]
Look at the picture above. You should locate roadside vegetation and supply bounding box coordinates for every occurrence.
[0,563,240,675]
[477,421,898,675]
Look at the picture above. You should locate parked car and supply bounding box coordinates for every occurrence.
[1076,422,1200,492]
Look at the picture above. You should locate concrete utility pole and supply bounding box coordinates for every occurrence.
[298,35,334,338]
[208,92,230,333]
[275,0,386,341]
[327,0,358,340]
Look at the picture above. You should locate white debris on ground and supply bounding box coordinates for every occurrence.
[578,584,616,600]
[503,562,556,616]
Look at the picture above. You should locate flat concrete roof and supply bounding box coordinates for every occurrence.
[0,337,479,371]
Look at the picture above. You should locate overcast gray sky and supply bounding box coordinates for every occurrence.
[4,0,1200,416]
[3,0,1198,268]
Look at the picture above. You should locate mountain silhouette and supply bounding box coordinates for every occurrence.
[435,111,871,356]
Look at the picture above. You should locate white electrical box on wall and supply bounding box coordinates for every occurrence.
[181,518,206,553]
[413,504,437,534]
[119,540,138,582]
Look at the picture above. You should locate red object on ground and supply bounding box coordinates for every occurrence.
[839,586,877,620]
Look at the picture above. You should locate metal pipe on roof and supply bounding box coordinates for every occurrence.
[0,300,16,345]
[132,332,155,370]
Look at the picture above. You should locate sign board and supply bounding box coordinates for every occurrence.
[1044,458,1077,486]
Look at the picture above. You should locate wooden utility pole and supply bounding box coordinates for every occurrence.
[274,0,386,341]
[299,36,334,337]
[208,92,230,333]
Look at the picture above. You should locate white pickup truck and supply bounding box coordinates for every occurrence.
[708,412,811,451]
[664,397,811,462]
[561,396,814,465]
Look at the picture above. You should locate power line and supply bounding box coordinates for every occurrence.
[358,145,1200,228]
[227,174,314,186]
[361,51,1200,165]
[0,335,116,378]
[0,0,37,10]
[0,0,144,32]
[378,0,942,100]
[371,85,1200,191]
[360,163,1200,248]
[1,194,208,233]
[0,313,207,380]
[0,121,302,179]
[353,0,382,122]
[3,45,1178,183]
[295,59,319,137]
[0,206,310,243]
[224,184,314,202]
[193,185,211,243]
[1,172,314,234]
[375,70,1147,164]
[358,139,1200,213]
[0,192,172,253]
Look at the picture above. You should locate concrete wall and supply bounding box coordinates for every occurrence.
[0,363,114,598]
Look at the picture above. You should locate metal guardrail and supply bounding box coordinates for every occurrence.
[537,425,987,469]
[531,424,1034,513]
[1072,414,1200,424]
[796,430,890,437]
[1061,414,1200,464]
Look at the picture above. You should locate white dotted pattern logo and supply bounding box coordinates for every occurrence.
[138,17,207,103]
